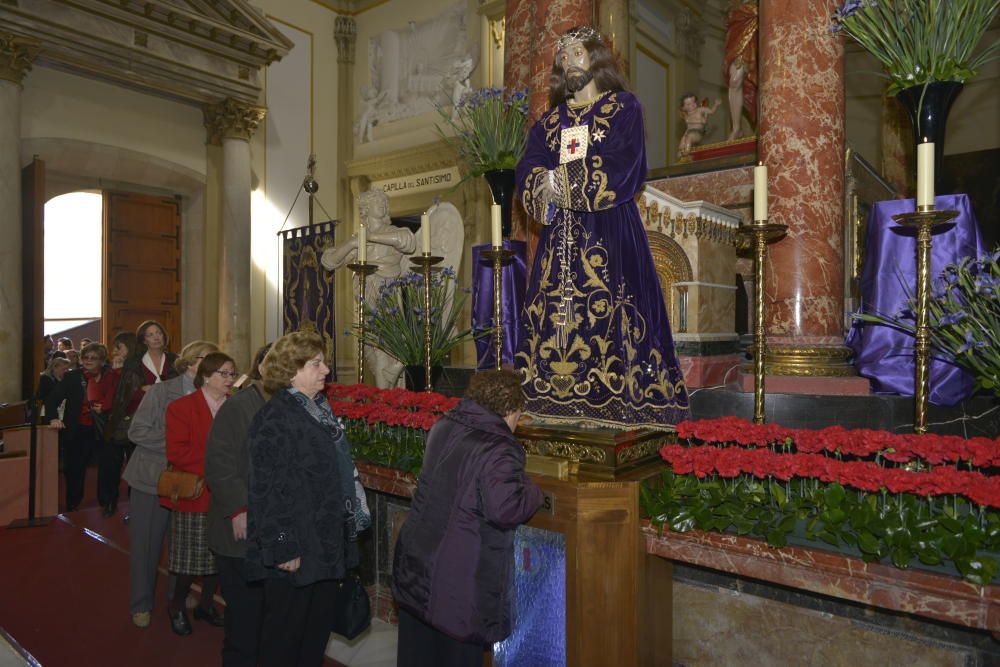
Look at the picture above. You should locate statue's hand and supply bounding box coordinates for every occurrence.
[321,242,354,271]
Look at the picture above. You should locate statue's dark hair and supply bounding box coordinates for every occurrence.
[548,27,630,109]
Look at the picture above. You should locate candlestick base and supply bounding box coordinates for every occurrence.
[410,255,444,269]
[347,262,379,276]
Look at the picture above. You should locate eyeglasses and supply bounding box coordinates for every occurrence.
[213,370,239,379]
[81,356,101,361]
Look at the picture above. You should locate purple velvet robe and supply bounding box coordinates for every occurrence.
[515,90,690,430]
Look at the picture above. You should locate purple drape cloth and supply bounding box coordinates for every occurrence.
[846,194,985,405]
[472,240,527,370]
[513,91,690,429]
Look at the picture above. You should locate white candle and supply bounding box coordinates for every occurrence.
[358,224,367,263]
[916,141,934,209]
[421,212,431,254]
[753,163,768,221]
[491,204,502,247]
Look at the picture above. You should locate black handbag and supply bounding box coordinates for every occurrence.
[330,571,371,640]
[89,402,109,441]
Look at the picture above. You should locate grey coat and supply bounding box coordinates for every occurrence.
[123,373,195,494]
[204,382,268,558]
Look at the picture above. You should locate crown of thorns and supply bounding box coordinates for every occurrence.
[556,26,602,53]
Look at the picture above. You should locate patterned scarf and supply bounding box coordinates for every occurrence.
[288,389,372,534]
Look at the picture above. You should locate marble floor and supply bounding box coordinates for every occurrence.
[326,620,399,667]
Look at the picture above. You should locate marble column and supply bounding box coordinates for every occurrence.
[504,0,595,122]
[204,98,265,371]
[0,33,41,402]
[757,0,854,376]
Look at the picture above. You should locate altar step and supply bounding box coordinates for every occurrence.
[690,387,998,436]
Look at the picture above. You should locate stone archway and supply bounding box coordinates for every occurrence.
[20,137,207,342]
[646,230,693,330]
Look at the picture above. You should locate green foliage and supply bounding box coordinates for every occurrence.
[854,250,1000,396]
[344,420,424,475]
[436,88,530,179]
[641,470,1000,585]
[352,267,486,367]
[831,0,1000,95]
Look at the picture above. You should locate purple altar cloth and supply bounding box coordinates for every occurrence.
[472,240,527,370]
[846,194,985,406]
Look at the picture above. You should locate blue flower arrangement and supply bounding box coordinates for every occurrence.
[352,268,484,367]
[437,87,530,179]
[854,249,1000,395]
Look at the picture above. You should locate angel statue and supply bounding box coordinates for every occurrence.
[321,189,465,388]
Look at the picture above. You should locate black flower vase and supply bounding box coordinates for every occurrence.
[404,365,444,392]
[896,81,963,188]
[483,168,516,239]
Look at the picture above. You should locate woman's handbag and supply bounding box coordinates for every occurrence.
[157,465,204,503]
[330,571,371,640]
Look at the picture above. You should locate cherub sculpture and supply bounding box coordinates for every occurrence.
[678,94,722,157]
[321,189,465,388]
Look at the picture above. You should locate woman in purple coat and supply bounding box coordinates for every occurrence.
[392,370,544,667]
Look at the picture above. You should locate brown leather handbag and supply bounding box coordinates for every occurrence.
[157,466,205,503]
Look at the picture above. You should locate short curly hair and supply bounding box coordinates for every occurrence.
[464,370,525,417]
[260,331,326,395]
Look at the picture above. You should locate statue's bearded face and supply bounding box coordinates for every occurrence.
[557,41,593,93]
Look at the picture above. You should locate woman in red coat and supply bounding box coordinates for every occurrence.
[163,351,236,636]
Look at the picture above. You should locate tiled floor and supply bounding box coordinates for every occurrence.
[326,619,398,667]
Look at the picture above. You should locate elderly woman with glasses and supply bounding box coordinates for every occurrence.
[44,342,119,512]
[125,340,219,629]
[246,331,370,667]
[161,351,237,636]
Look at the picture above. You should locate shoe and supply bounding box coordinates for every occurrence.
[132,611,151,628]
[122,513,130,524]
[193,605,225,627]
[169,610,192,636]
[101,504,114,518]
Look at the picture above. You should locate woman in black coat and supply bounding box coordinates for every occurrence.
[246,331,370,667]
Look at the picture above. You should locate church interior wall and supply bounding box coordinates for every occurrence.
[245,0,342,358]
[20,67,207,177]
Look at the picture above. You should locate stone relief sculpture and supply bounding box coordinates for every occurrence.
[358,2,469,134]
[356,85,387,144]
[320,189,465,388]
[447,53,476,118]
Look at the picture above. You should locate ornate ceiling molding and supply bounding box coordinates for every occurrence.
[0,0,293,104]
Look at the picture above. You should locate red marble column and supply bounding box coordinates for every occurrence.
[758,0,854,375]
[505,0,594,249]
[504,0,594,122]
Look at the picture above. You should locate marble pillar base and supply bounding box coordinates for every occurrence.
[737,371,871,396]
[678,354,742,388]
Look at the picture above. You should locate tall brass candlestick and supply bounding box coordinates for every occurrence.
[891,206,958,433]
[347,262,378,384]
[736,220,787,424]
[409,254,444,391]
[481,248,515,370]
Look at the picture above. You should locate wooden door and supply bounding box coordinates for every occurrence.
[103,192,181,347]
[22,159,45,399]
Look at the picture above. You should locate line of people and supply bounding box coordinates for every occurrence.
[43,322,543,667]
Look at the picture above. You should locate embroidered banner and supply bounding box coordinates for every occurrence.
[281,221,339,381]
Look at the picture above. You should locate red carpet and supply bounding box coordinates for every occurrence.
[0,465,346,666]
